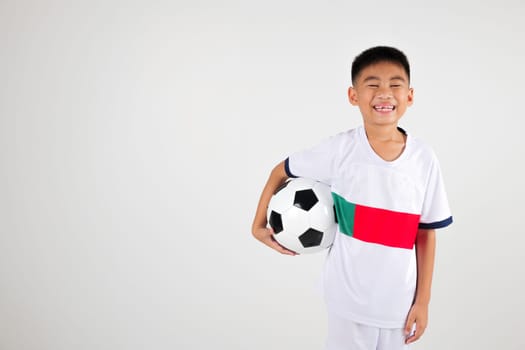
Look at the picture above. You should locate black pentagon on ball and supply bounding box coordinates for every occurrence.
[293,189,318,211]
[268,210,283,234]
[299,228,324,248]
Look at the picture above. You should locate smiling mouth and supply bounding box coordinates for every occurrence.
[373,105,395,112]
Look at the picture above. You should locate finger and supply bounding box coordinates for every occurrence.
[404,312,415,336]
[405,332,420,344]
[278,247,298,256]
[269,237,298,255]
[405,324,426,344]
[404,326,416,344]
[273,242,298,256]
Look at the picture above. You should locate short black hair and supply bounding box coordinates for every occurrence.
[351,46,410,84]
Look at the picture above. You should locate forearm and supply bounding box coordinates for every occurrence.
[404,228,436,343]
[414,228,436,305]
[251,161,289,234]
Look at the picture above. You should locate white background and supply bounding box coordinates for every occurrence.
[1,1,524,349]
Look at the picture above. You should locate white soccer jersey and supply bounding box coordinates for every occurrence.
[285,126,452,328]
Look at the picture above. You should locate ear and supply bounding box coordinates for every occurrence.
[348,87,358,106]
[407,87,414,106]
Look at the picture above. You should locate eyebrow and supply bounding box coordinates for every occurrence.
[362,76,380,82]
[362,75,407,82]
[390,75,407,82]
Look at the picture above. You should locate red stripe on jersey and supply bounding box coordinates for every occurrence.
[353,204,421,249]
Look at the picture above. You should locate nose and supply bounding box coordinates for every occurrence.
[376,86,393,99]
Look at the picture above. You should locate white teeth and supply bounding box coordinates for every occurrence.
[374,106,394,111]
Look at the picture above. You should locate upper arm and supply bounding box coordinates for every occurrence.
[271,160,289,182]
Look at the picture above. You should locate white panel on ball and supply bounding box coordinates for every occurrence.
[267,177,337,254]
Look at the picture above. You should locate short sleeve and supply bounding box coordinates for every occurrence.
[419,155,453,229]
[285,135,340,186]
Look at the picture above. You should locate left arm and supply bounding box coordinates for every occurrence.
[405,228,436,344]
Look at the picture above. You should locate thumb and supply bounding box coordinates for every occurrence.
[404,310,416,335]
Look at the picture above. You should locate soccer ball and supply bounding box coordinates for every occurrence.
[267,177,337,254]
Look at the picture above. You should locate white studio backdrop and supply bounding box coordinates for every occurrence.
[1,1,524,349]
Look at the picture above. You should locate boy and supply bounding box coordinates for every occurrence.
[251,46,453,349]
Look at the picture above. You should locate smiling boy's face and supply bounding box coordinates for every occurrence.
[348,61,413,129]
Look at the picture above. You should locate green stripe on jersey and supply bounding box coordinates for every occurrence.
[331,192,356,237]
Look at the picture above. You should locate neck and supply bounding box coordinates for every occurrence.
[363,123,404,142]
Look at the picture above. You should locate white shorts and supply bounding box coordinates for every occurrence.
[326,312,410,350]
